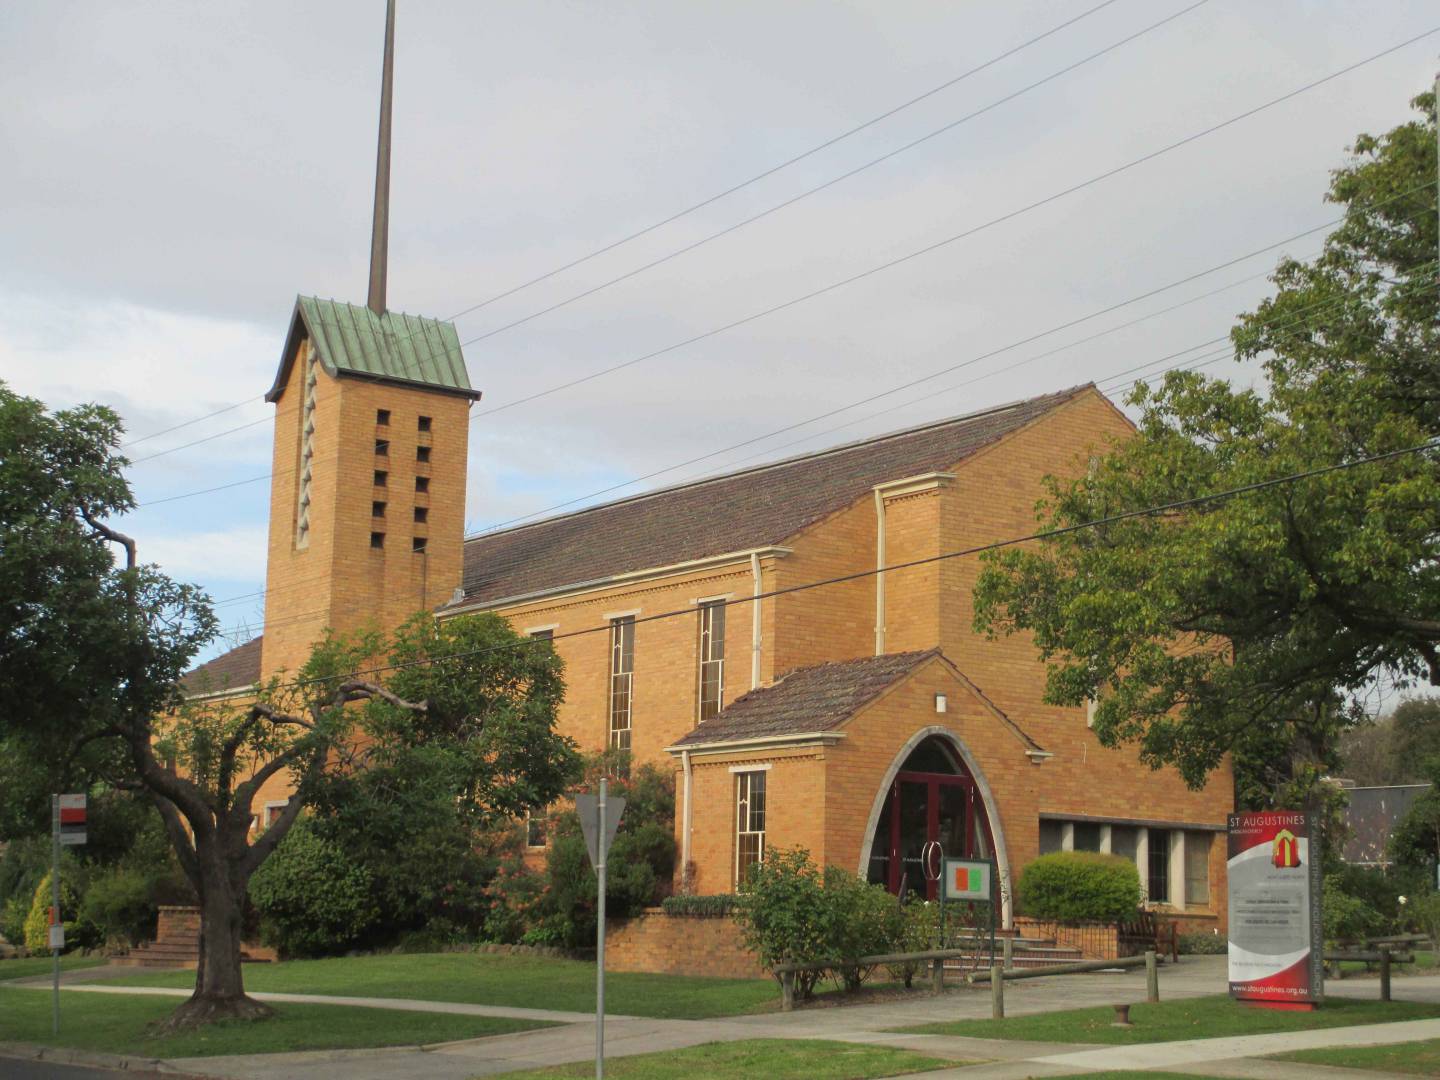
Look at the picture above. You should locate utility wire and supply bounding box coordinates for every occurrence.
[460,1,1210,346]
[120,1,1122,455]
[270,438,1437,693]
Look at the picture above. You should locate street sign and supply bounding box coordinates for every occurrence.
[58,794,86,846]
[48,925,64,950]
[943,858,993,902]
[576,793,625,869]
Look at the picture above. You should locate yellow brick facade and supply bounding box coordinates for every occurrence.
[229,370,1232,927]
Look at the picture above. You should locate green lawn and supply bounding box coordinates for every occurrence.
[0,955,106,981]
[899,994,1440,1044]
[1271,1036,1440,1075]
[497,1039,955,1079]
[106,951,780,1019]
[0,985,548,1057]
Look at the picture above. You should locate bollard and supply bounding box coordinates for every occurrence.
[780,969,794,1012]
[1112,1003,1132,1027]
[1003,936,1014,971]
[991,964,1004,1019]
[931,956,945,994]
[1379,947,1391,1003]
[1145,950,1159,1003]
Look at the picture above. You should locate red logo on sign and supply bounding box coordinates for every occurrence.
[1272,829,1300,868]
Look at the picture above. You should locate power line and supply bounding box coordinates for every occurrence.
[118,0,1122,458]
[460,1,1210,347]
[274,438,1437,692]
[465,26,1440,420]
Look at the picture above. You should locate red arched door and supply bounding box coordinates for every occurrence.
[866,736,995,900]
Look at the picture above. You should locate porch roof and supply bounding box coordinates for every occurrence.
[670,650,937,747]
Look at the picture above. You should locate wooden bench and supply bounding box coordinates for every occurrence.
[1118,911,1178,963]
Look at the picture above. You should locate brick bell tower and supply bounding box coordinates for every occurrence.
[258,0,480,681]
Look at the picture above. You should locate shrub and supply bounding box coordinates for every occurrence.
[81,866,158,947]
[1322,878,1384,945]
[22,871,95,952]
[1016,852,1140,923]
[248,822,378,958]
[1179,929,1227,955]
[735,848,832,1000]
[660,894,740,918]
[1411,893,1440,948]
[1,895,29,948]
[822,866,900,991]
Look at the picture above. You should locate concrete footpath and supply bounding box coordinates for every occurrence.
[4,957,1440,1079]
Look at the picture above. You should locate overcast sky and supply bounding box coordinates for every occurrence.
[2,0,1437,663]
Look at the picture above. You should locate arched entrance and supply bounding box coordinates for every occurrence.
[865,734,996,901]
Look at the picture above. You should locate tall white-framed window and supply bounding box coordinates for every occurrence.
[1184,831,1211,906]
[735,770,767,886]
[525,809,548,849]
[697,601,726,721]
[262,800,289,831]
[608,616,635,755]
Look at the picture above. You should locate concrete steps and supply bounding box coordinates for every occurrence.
[109,905,271,969]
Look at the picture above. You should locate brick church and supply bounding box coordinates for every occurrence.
[180,2,1232,938]
[185,326,1232,932]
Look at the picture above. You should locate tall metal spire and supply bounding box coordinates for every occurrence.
[367,0,396,315]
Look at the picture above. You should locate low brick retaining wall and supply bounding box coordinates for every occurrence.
[605,907,767,980]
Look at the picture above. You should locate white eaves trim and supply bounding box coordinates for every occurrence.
[183,683,258,704]
[441,545,792,617]
[664,730,847,758]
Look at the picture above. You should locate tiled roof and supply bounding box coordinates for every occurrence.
[670,650,937,747]
[458,386,1090,606]
[180,636,263,696]
[266,296,480,402]
[1342,783,1431,865]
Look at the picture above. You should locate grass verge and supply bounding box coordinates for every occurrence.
[105,951,779,1019]
[0,955,107,981]
[1270,1036,1440,1075]
[0,985,548,1057]
[898,994,1440,1043]
[497,1038,955,1079]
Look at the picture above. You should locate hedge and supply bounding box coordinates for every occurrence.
[1015,851,1140,923]
[661,894,740,918]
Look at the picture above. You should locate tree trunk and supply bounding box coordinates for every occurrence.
[154,837,270,1030]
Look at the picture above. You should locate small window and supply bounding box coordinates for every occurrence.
[736,771,767,886]
[1147,829,1171,904]
[412,537,427,553]
[376,408,391,425]
[372,501,386,518]
[418,415,432,432]
[370,531,385,549]
[375,439,390,456]
[525,810,547,848]
[697,601,726,721]
[608,617,635,756]
[1111,825,1139,861]
[1185,832,1212,906]
[413,506,428,524]
[529,628,554,641]
[374,470,388,487]
[415,476,430,494]
[416,445,432,464]
[1073,822,1102,852]
[1038,820,1064,855]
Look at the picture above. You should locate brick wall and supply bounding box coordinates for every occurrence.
[604,909,767,979]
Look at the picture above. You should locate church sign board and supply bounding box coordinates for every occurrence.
[1227,811,1323,1008]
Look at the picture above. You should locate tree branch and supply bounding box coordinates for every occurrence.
[80,507,136,571]
[148,792,200,889]
[239,760,319,878]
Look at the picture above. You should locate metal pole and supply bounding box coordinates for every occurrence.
[595,777,607,1080]
[51,794,60,1036]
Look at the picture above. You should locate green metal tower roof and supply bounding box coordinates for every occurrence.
[266,295,480,402]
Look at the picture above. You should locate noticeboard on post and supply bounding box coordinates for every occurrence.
[942,857,994,903]
[1227,810,1323,1008]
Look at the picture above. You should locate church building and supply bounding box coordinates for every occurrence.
[179,1,1232,939]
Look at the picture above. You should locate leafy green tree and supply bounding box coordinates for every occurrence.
[0,382,577,1028]
[1338,697,1440,785]
[974,91,1439,795]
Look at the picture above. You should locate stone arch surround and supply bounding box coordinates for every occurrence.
[854,724,1014,927]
